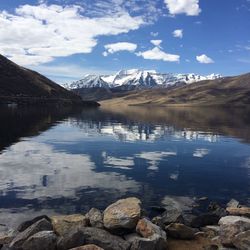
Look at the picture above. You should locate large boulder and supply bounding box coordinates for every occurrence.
[58,227,130,250]
[226,207,250,218]
[86,208,103,228]
[22,231,57,250]
[165,223,198,240]
[103,198,141,230]
[51,214,89,236]
[232,230,250,250]
[9,218,53,249]
[218,216,250,246]
[17,215,51,232]
[69,244,104,250]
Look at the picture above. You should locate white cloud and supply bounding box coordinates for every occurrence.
[136,47,180,62]
[150,31,159,37]
[0,4,145,66]
[164,0,201,16]
[150,40,162,46]
[196,54,214,64]
[173,29,183,38]
[103,42,137,56]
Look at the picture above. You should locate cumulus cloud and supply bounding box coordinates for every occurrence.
[136,47,180,62]
[150,40,162,46]
[196,54,214,64]
[0,4,145,65]
[150,31,159,37]
[173,29,183,38]
[103,42,137,56]
[164,0,201,16]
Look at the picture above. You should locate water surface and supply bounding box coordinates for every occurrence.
[0,106,250,228]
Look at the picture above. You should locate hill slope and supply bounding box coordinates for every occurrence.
[101,73,250,106]
[0,55,96,106]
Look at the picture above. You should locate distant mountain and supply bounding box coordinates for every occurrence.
[0,55,99,106]
[101,73,250,106]
[65,69,222,91]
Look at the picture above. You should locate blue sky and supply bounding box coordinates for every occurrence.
[0,0,250,84]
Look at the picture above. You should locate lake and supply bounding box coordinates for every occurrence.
[0,106,250,228]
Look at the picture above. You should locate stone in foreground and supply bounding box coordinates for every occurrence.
[103,197,141,230]
[51,214,89,236]
[69,244,104,250]
[22,231,57,250]
[86,208,103,228]
[9,218,53,249]
[226,207,250,218]
[232,230,250,250]
[166,223,198,240]
[218,216,250,246]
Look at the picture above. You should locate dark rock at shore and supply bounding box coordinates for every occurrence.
[9,218,53,249]
[165,223,198,240]
[22,231,57,250]
[58,227,130,250]
[69,245,104,250]
[17,215,51,232]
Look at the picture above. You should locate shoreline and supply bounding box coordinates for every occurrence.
[1,197,249,250]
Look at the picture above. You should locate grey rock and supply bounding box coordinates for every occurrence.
[232,230,250,250]
[219,216,250,246]
[165,223,198,240]
[9,218,53,249]
[22,231,57,250]
[201,225,220,238]
[226,199,239,208]
[17,215,51,232]
[58,227,130,250]
[86,208,103,228]
[159,209,183,226]
[0,230,17,245]
[57,229,86,250]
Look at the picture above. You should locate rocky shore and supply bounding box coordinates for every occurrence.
[0,197,250,250]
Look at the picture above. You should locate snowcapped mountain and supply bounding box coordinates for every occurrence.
[65,69,222,90]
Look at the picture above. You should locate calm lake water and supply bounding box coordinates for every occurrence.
[0,106,250,228]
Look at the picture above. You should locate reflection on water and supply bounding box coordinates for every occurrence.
[0,106,250,228]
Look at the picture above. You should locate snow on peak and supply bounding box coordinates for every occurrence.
[66,69,222,90]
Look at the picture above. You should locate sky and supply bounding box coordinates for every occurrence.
[0,0,250,84]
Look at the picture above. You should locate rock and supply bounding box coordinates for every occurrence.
[58,227,130,250]
[22,231,57,250]
[165,223,198,240]
[201,225,220,238]
[226,199,239,208]
[136,218,166,239]
[17,215,51,232]
[86,208,103,228]
[9,218,53,249]
[226,207,250,218]
[103,197,141,230]
[0,230,17,245]
[218,216,250,246]
[69,244,104,250]
[232,230,250,250]
[125,233,158,250]
[51,214,89,236]
[159,209,183,226]
[57,229,86,250]
[191,213,221,228]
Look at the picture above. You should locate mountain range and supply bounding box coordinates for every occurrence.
[65,69,222,90]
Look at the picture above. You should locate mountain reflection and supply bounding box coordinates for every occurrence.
[0,106,250,228]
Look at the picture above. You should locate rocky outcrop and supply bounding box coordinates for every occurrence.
[103,197,141,230]
[232,230,250,250]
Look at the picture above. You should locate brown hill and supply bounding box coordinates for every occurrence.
[101,73,250,107]
[0,54,99,106]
